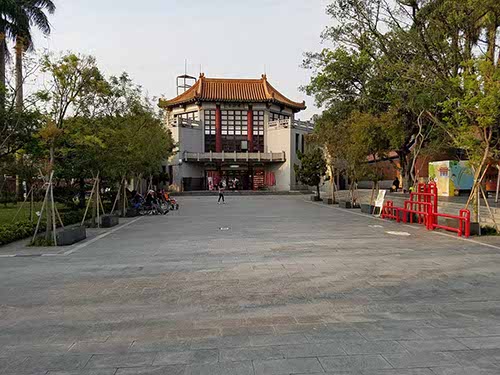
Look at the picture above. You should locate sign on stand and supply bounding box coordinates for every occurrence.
[374,190,387,217]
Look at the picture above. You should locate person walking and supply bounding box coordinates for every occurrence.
[218,183,225,204]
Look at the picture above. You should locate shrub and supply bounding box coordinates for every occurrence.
[0,221,38,246]
[481,226,499,236]
[0,209,86,247]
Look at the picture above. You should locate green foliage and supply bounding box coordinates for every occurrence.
[481,226,499,236]
[0,221,36,246]
[346,111,392,182]
[34,56,176,182]
[3,0,56,50]
[294,147,327,194]
[0,208,85,246]
[304,0,500,193]
[441,59,500,169]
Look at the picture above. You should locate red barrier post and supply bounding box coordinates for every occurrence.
[460,209,471,238]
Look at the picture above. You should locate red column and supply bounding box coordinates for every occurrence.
[215,105,222,152]
[247,108,254,152]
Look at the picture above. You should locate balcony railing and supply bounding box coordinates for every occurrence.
[268,119,315,131]
[170,117,314,131]
[183,151,286,163]
[169,118,202,128]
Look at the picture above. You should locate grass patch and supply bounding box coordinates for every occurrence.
[0,202,66,226]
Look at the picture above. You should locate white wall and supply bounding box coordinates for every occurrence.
[267,127,292,191]
[290,128,311,188]
[178,127,203,153]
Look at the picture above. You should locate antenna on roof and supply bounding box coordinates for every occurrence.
[176,59,197,95]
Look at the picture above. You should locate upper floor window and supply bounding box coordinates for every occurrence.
[270,112,290,122]
[204,110,216,135]
[175,111,199,120]
[253,110,265,152]
[221,110,248,152]
[204,110,216,152]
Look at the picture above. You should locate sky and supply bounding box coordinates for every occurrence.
[33,0,332,120]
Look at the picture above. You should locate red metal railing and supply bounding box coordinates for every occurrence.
[381,182,471,238]
[381,201,400,222]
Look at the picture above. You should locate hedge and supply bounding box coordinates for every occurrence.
[0,209,86,247]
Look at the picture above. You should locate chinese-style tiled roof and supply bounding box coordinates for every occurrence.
[159,74,306,111]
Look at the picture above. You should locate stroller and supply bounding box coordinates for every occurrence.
[132,191,169,215]
[163,191,179,210]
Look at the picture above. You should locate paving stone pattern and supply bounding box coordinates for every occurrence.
[1,196,500,374]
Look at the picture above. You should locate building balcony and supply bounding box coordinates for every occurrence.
[182,151,286,163]
[268,119,315,131]
[169,118,203,128]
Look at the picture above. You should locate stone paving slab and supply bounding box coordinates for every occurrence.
[1,196,500,374]
[85,353,155,368]
[219,346,283,362]
[398,339,470,353]
[456,336,500,349]
[253,357,324,374]
[152,349,218,366]
[382,352,458,368]
[184,361,254,375]
[318,354,393,372]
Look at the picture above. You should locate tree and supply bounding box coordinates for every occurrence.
[11,0,56,110]
[304,1,460,190]
[33,53,104,239]
[308,103,352,202]
[0,0,16,111]
[45,66,175,217]
[0,56,44,200]
[294,147,327,199]
[437,59,500,224]
[348,111,391,204]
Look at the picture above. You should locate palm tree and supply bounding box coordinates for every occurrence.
[12,0,56,110]
[0,0,17,112]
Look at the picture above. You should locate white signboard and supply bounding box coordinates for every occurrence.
[374,190,387,217]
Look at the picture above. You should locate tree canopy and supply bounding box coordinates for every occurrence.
[304,0,500,209]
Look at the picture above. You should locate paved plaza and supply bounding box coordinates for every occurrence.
[1,195,500,375]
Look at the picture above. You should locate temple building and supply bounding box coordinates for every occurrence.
[159,74,314,191]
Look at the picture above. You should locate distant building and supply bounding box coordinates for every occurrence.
[159,74,314,192]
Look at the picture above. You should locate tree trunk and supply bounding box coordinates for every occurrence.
[15,38,24,111]
[451,30,460,77]
[330,164,336,203]
[0,28,6,114]
[486,22,498,64]
[370,181,376,206]
[122,180,127,217]
[14,39,24,201]
[79,177,86,209]
[316,184,320,200]
[91,177,98,228]
[398,150,410,193]
[46,146,55,241]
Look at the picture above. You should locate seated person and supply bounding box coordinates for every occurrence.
[130,190,144,209]
[146,190,166,214]
[391,177,400,193]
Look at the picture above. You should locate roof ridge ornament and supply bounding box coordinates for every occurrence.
[196,73,204,97]
[262,76,271,99]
